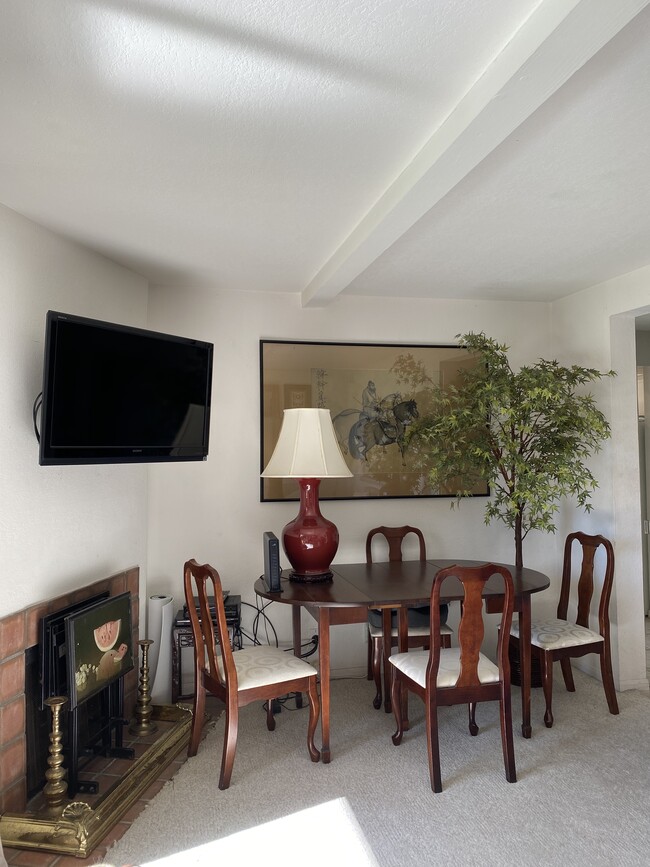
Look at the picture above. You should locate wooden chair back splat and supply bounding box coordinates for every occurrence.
[365,525,427,563]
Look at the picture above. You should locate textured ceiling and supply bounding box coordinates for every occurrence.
[1,0,649,305]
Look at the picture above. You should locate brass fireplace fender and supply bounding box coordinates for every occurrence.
[0,704,193,859]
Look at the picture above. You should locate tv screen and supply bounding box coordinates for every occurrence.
[39,311,213,465]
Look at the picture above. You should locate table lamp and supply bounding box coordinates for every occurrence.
[261,407,352,582]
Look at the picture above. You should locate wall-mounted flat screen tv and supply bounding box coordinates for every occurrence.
[39,311,213,465]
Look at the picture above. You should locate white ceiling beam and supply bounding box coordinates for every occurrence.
[301,0,649,307]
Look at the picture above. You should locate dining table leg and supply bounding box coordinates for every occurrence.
[291,605,303,709]
[519,596,532,739]
[318,607,332,763]
[382,608,393,713]
[397,606,410,731]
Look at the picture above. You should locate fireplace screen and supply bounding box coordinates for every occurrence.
[64,591,134,709]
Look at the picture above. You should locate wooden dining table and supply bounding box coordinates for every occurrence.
[254,558,549,763]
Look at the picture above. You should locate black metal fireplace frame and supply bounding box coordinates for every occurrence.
[37,592,135,797]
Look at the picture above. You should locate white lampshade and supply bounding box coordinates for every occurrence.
[261,408,352,479]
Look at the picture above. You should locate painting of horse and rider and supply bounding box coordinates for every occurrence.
[332,380,419,462]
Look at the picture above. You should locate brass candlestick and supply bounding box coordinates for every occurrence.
[129,638,157,735]
[43,696,68,811]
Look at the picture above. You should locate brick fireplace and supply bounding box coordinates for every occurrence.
[0,567,139,813]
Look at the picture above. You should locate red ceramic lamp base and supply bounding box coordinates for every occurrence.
[282,479,338,583]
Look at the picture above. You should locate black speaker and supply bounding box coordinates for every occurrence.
[263,531,282,592]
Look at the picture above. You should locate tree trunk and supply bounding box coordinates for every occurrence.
[514,511,523,569]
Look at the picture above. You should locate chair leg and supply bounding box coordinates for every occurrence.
[219,695,239,790]
[499,684,517,784]
[382,635,393,714]
[372,636,383,710]
[599,645,620,716]
[542,651,554,728]
[560,657,575,692]
[390,668,404,746]
[366,630,373,680]
[425,695,442,793]
[266,698,276,731]
[188,678,206,757]
[305,678,321,762]
[468,702,478,736]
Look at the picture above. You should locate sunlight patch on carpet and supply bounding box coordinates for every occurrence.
[134,797,379,866]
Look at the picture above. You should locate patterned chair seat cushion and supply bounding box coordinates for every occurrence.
[216,645,318,690]
[389,647,499,688]
[510,617,604,651]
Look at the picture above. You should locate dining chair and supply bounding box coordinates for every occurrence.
[509,531,619,728]
[366,525,452,712]
[389,562,516,793]
[183,559,321,789]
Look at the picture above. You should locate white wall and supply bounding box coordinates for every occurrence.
[552,264,650,690]
[0,204,150,618]
[145,286,584,674]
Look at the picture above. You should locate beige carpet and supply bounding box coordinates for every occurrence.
[102,670,650,867]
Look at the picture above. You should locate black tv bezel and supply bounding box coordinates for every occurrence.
[39,310,214,466]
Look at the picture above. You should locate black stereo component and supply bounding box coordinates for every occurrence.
[223,595,241,622]
[180,594,240,624]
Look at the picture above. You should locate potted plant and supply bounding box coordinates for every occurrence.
[407,332,614,568]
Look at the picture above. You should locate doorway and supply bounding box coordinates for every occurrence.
[634,318,650,680]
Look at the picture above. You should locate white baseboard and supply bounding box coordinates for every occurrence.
[571,656,649,691]
[619,677,650,691]
[330,665,366,679]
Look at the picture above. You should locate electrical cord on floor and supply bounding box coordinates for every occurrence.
[262,692,309,715]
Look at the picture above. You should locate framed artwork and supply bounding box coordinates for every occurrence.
[64,592,134,709]
[260,339,490,501]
